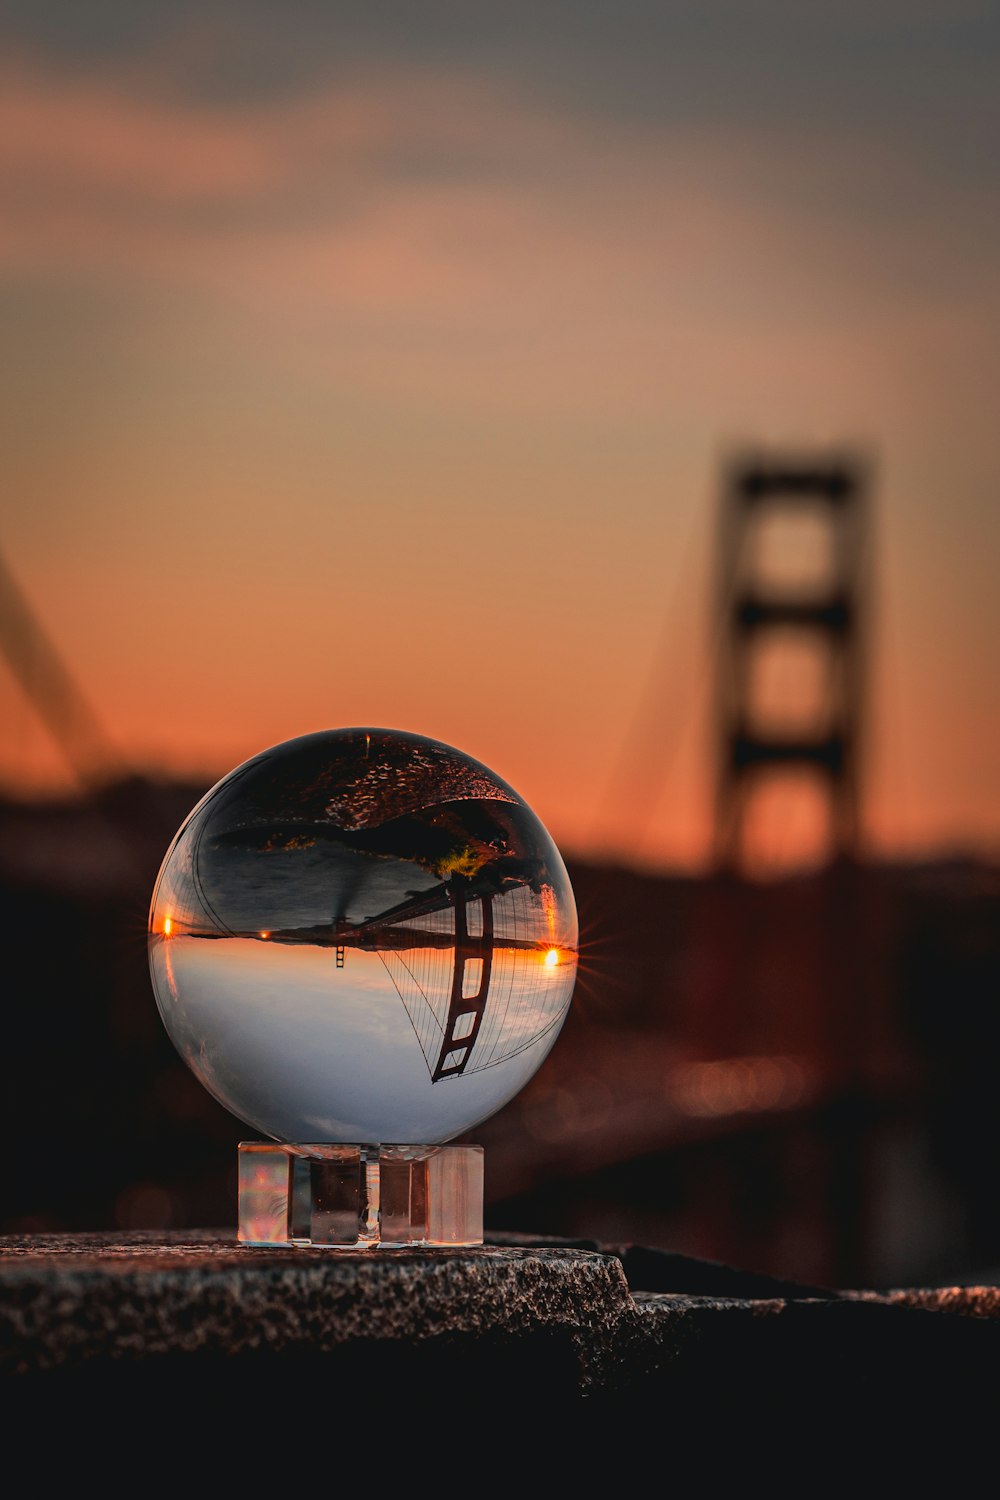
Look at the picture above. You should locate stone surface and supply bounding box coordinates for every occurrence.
[0,1230,630,1385]
[3,1228,1000,1433]
[850,1283,1000,1318]
[489,1230,834,1298]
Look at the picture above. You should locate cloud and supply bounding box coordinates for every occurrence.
[0,41,997,452]
[0,52,400,214]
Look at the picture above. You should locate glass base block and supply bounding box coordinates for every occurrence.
[237,1143,483,1249]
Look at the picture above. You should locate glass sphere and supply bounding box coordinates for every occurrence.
[148,728,578,1144]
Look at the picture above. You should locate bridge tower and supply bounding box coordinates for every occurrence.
[713,454,868,872]
[431,877,495,1081]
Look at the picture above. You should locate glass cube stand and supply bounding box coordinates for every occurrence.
[238,1142,483,1249]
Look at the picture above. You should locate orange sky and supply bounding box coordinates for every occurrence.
[1,6,998,870]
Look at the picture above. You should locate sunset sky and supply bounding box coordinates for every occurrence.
[1,2,998,870]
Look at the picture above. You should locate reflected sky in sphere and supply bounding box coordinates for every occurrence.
[148,728,578,1143]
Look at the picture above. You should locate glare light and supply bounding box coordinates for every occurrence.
[163,916,172,936]
[544,948,559,967]
[260,931,270,940]
[669,1055,810,1118]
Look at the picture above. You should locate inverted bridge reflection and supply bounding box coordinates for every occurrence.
[337,873,570,1082]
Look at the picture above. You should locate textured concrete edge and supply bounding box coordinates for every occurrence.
[845,1284,1000,1318]
[3,1232,1000,1397]
[0,1242,634,1377]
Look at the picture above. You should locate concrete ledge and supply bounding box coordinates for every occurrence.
[3,1230,999,1428]
[0,1231,630,1383]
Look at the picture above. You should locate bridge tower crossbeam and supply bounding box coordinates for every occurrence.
[713,454,867,872]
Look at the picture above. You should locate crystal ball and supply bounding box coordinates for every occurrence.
[148,728,578,1144]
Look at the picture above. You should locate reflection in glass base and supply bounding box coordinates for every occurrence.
[237,1142,483,1249]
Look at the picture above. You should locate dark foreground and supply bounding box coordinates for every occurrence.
[2,1229,998,1460]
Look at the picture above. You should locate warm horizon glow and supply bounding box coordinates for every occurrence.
[1,6,998,873]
